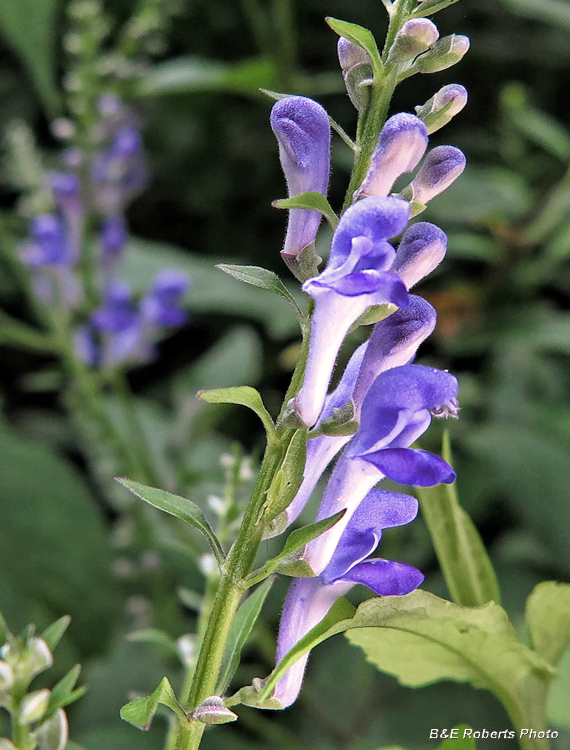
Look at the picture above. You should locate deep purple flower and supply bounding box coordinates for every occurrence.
[87,282,147,367]
[140,270,190,328]
[408,145,466,205]
[276,296,436,533]
[292,196,410,427]
[303,364,458,575]
[270,96,331,268]
[358,114,428,199]
[273,489,423,708]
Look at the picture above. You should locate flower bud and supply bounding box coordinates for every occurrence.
[359,113,428,198]
[0,739,17,750]
[414,35,470,74]
[19,689,51,724]
[391,222,447,289]
[0,660,14,691]
[270,96,331,271]
[387,19,439,64]
[35,707,68,750]
[337,38,373,114]
[191,696,238,725]
[406,145,466,205]
[415,84,468,134]
[22,638,53,681]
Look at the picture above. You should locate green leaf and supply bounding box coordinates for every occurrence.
[0,311,55,352]
[526,582,570,665]
[548,647,570,730]
[47,664,85,716]
[260,590,554,712]
[116,479,225,566]
[216,264,305,327]
[249,510,346,584]
[0,0,60,115]
[412,0,462,17]
[272,192,339,231]
[126,629,181,660]
[0,424,118,648]
[439,727,477,749]
[217,577,274,693]
[120,677,188,731]
[197,386,278,445]
[416,432,500,607]
[325,17,384,80]
[141,55,279,97]
[259,597,356,701]
[40,616,71,652]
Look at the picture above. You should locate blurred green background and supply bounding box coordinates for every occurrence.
[1,0,570,748]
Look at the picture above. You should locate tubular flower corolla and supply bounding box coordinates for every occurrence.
[292,195,411,427]
[303,364,458,576]
[358,114,428,199]
[274,490,423,708]
[274,295,437,534]
[270,96,331,271]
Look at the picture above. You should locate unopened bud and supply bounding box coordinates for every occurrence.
[415,84,468,134]
[35,708,69,750]
[0,661,14,691]
[337,38,373,113]
[387,19,439,64]
[406,145,466,204]
[23,638,53,681]
[392,222,447,289]
[359,113,428,198]
[414,35,470,74]
[191,696,238,725]
[19,689,51,724]
[0,739,17,750]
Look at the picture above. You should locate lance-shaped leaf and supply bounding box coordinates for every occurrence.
[120,677,188,730]
[0,311,56,352]
[325,18,384,80]
[40,616,71,652]
[117,479,225,566]
[272,192,339,231]
[217,577,274,693]
[197,386,279,445]
[248,510,346,585]
[526,581,570,666]
[415,432,500,607]
[46,664,85,716]
[411,0,462,17]
[216,264,305,328]
[260,591,554,709]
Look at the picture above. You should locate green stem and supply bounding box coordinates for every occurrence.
[172,439,287,750]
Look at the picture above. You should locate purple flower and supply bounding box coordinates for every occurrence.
[100,215,128,275]
[408,145,466,205]
[274,489,423,708]
[391,221,447,289]
[292,196,410,427]
[140,270,189,328]
[274,295,436,533]
[358,114,428,199]
[303,364,458,576]
[270,96,331,269]
[92,125,148,212]
[88,281,148,366]
[22,215,74,268]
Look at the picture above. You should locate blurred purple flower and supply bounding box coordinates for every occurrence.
[141,270,190,328]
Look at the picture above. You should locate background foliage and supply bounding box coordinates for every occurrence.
[1,0,570,748]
